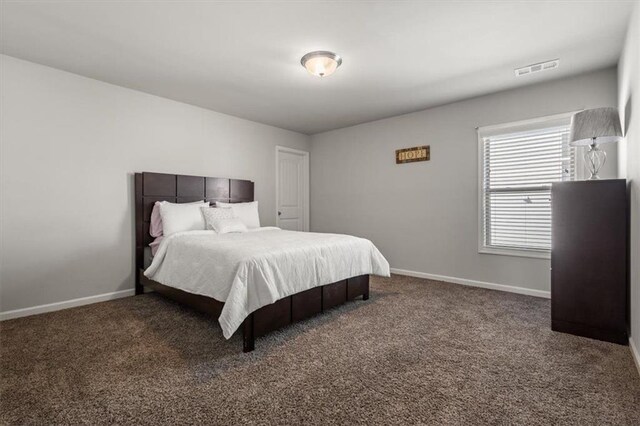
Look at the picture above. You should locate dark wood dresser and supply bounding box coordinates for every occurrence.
[551,179,628,344]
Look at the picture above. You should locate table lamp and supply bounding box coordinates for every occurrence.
[569,107,623,180]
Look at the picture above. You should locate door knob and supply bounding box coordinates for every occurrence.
[278,211,282,216]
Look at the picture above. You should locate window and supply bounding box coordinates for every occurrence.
[478,113,575,258]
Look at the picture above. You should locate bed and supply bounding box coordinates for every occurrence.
[135,172,390,352]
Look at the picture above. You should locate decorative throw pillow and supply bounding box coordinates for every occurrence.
[150,200,207,237]
[215,201,260,228]
[211,217,248,234]
[159,202,208,236]
[201,206,236,231]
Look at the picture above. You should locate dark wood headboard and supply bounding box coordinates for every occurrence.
[134,172,254,292]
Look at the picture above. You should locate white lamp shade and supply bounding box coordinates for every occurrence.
[569,107,623,146]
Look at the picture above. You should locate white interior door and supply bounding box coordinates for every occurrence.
[276,146,309,231]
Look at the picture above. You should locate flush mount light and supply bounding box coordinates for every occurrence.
[301,51,342,77]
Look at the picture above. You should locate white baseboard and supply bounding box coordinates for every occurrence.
[630,337,640,377]
[0,289,135,321]
[390,268,551,299]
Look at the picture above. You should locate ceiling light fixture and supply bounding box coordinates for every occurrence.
[301,51,342,77]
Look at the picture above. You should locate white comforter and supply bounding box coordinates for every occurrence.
[144,227,390,339]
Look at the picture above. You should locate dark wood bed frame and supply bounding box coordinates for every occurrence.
[135,172,369,352]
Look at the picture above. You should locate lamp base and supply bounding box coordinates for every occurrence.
[584,141,606,180]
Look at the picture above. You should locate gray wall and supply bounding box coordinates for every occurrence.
[0,55,310,313]
[310,68,618,293]
[618,4,640,352]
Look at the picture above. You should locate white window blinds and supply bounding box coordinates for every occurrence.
[479,117,574,255]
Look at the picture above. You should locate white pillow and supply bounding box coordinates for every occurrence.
[159,202,208,236]
[211,217,248,234]
[201,206,236,231]
[215,201,260,228]
[150,200,206,237]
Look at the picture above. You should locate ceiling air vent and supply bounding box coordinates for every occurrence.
[514,59,559,77]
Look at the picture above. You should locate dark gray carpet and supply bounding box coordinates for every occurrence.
[1,274,639,425]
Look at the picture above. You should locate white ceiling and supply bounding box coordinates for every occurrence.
[0,1,634,134]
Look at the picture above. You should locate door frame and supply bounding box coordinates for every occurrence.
[275,145,310,231]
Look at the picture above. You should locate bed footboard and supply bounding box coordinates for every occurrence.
[139,270,370,353]
[241,275,370,352]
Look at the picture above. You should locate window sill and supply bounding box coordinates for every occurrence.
[479,246,550,260]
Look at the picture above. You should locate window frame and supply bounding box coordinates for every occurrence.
[477,112,579,259]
